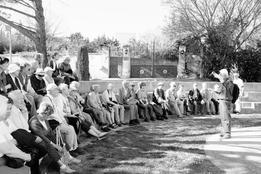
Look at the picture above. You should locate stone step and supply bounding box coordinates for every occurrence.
[241,92,261,102]
[241,102,261,114]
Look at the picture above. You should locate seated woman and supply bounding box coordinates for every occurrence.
[89,84,117,129]
[42,84,82,156]
[136,82,156,122]
[30,68,47,96]
[29,102,79,173]
[60,83,107,140]
[118,81,139,126]
[103,83,125,126]
[59,57,78,85]
[176,85,189,115]
[165,82,183,118]
[152,82,169,119]
[43,67,55,86]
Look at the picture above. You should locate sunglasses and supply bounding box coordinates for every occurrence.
[37,74,44,77]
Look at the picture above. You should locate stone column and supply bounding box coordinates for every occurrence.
[121,45,131,78]
[177,45,186,78]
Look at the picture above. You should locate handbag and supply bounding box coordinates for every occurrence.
[55,126,70,165]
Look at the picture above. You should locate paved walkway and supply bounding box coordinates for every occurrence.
[204,126,261,174]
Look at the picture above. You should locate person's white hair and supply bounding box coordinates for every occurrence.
[8,64,20,74]
[219,69,229,78]
[8,90,24,102]
[59,83,68,91]
[70,81,80,89]
[37,102,52,114]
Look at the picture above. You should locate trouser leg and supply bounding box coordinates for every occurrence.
[59,124,78,151]
[219,101,232,135]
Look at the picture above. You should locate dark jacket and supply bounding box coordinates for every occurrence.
[0,71,7,95]
[152,88,165,105]
[48,59,60,78]
[6,74,21,93]
[30,74,46,96]
[29,116,54,144]
[188,89,202,102]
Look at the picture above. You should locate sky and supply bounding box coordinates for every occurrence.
[43,0,170,43]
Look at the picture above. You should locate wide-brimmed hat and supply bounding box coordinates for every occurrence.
[35,68,45,76]
[44,67,54,73]
[8,64,20,73]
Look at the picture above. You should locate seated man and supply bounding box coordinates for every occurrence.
[136,82,156,122]
[30,68,47,96]
[42,84,82,157]
[201,83,215,115]
[103,83,125,126]
[211,84,220,115]
[118,81,139,126]
[165,82,183,118]
[152,82,169,119]
[88,85,116,129]
[188,83,203,115]
[176,84,189,115]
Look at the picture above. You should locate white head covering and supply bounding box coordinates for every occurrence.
[35,68,45,76]
[44,67,54,73]
[8,64,20,74]
[219,69,229,78]
[0,95,9,121]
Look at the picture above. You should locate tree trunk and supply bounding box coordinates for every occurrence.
[77,46,90,81]
[34,0,48,68]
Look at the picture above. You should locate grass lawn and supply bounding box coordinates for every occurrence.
[71,114,261,174]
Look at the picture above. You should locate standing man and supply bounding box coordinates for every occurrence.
[213,69,234,139]
[233,72,244,114]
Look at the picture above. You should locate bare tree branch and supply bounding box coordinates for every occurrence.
[0,5,35,19]
[0,15,36,41]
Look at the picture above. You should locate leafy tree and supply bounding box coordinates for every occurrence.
[0,0,48,66]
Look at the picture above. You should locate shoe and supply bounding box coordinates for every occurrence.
[68,156,81,164]
[222,134,231,139]
[156,117,164,120]
[70,148,84,156]
[135,119,140,124]
[99,132,108,138]
[163,115,168,119]
[144,118,149,122]
[121,122,128,125]
[117,123,122,127]
[151,117,156,121]
[60,165,76,173]
[129,120,136,126]
[101,126,111,132]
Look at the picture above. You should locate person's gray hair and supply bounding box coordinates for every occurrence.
[219,69,229,78]
[37,102,53,114]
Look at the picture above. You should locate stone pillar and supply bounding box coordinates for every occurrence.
[121,45,131,78]
[177,45,186,78]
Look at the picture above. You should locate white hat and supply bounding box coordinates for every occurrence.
[8,64,20,73]
[46,83,59,91]
[219,69,229,78]
[35,68,45,76]
[69,83,78,91]
[0,95,9,120]
[59,83,68,91]
[44,67,54,73]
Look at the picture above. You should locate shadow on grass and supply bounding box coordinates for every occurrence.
[71,116,227,174]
